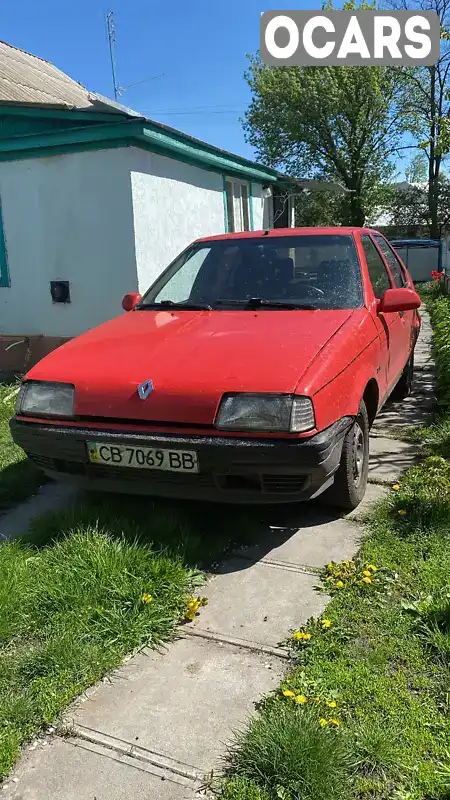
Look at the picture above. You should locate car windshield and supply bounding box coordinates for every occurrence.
[139,234,363,311]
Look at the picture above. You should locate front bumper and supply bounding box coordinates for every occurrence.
[10,418,352,504]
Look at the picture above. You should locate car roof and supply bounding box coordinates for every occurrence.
[194,227,381,243]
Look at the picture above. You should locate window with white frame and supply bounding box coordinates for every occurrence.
[225,178,251,232]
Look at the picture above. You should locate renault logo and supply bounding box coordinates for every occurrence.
[137,379,153,400]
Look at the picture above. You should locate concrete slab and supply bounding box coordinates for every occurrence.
[368,436,419,482]
[346,482,389,521]
[232,510,362,570]
[194,560,327,647]
[69,635,283,774]
[0,737,197,800]
[0,483,76,542]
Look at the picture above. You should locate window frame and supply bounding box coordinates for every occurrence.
[371,233,408,288]
[224,177,252,233]
[360,233,393,301]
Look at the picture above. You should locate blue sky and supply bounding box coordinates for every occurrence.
[3,0,415,177]
[2,0,323,160]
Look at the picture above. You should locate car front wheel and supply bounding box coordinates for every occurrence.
[322,400,369,511]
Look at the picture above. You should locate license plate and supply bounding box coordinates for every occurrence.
[87,442,199,473]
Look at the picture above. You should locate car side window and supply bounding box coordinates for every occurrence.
[360,235,392,299]
[372,235,406,288]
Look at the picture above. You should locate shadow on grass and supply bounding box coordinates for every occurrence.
[21,488,342,573]
[0,458,46,512]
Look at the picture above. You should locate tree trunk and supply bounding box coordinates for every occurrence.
[428,67,440,239]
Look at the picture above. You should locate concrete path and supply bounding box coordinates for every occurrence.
[0,312,434,800]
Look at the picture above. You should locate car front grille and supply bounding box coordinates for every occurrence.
[27,453,306,496]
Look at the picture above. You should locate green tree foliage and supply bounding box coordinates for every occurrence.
[243,59,402,226]
[391,0,450,237]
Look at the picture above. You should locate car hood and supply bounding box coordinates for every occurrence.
[28,308,354,425]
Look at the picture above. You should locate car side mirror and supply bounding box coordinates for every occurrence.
[378,287,421,314]
[122,292,142,312]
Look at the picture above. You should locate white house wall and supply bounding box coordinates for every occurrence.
[0,148,138,338]
[129,147,226,292]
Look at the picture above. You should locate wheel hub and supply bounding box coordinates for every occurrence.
[353,422,365,487]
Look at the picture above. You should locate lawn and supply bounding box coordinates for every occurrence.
[217,284,450,800]
[0,486,262,779]
[0,382,44,510]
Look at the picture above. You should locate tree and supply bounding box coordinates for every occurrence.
[404,153,428,183]
[379,176,450,233]
[391,0,450,237]
[243,60,403,226]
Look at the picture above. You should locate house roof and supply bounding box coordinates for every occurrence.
[0,40,96,109]
[0,40,347,191]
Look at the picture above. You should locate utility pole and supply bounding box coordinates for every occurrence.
[106,10,119,101]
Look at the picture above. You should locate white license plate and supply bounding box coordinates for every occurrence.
[87,442,199,473]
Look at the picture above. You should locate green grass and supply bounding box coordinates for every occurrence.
[217,283,450,800]
[0,490,264,779]
[0,382,44,510]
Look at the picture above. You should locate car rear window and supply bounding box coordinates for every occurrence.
[142,234,364,311]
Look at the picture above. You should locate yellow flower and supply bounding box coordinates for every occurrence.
[398,509,407,517]
[292,631,311,641]
[392,483,400,491]
[335,580,344,589]
[321,619,332,629]
[294,694,308,705]
[362,576,373,584]
[313,696,322,703]
[141,593,153,604]
[325,700,337,708]
[327,562,334,571]
[367,564,377,572]
[282,689,296,698]
[185,596,204,620]
[329,719,340,727]
[362,570,372,578]
[319,718,328,727]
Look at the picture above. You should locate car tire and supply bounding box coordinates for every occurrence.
[390,352,414,402]
[322,400,369,511]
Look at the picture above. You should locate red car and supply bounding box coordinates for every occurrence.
[11,227,421,510]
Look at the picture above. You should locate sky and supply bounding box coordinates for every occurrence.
[1,0,325,161]
[2,0,417,178]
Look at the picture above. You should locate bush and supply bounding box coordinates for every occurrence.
[226,705,352,800]
[219,777,270,800]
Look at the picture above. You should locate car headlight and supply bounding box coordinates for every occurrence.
[16,381,75,419]
[215,394,315,433]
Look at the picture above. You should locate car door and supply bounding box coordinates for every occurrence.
[360,234,400,397]
[372,234,414,384]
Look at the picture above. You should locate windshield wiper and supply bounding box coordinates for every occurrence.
[214,298,317,310]
[138,300,213,311]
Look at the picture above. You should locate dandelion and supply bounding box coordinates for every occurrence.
[367,564,377,572]
[321,619,332,629]
[319,718,328,727]
[398,509,407,517]
[282,689,296,698]
[292,631,312,642]
[329,719,340,727]
[335,580,344,589]
[294,694,308,705]
[325,700,337,708]
[362,576,372,584]
[392,483,400,491]
[141,593,153,604]
[362,570,372,578]
[327,562,334,571]
[185,596,207,621]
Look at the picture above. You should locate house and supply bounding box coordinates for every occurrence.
[0,41,343,373]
